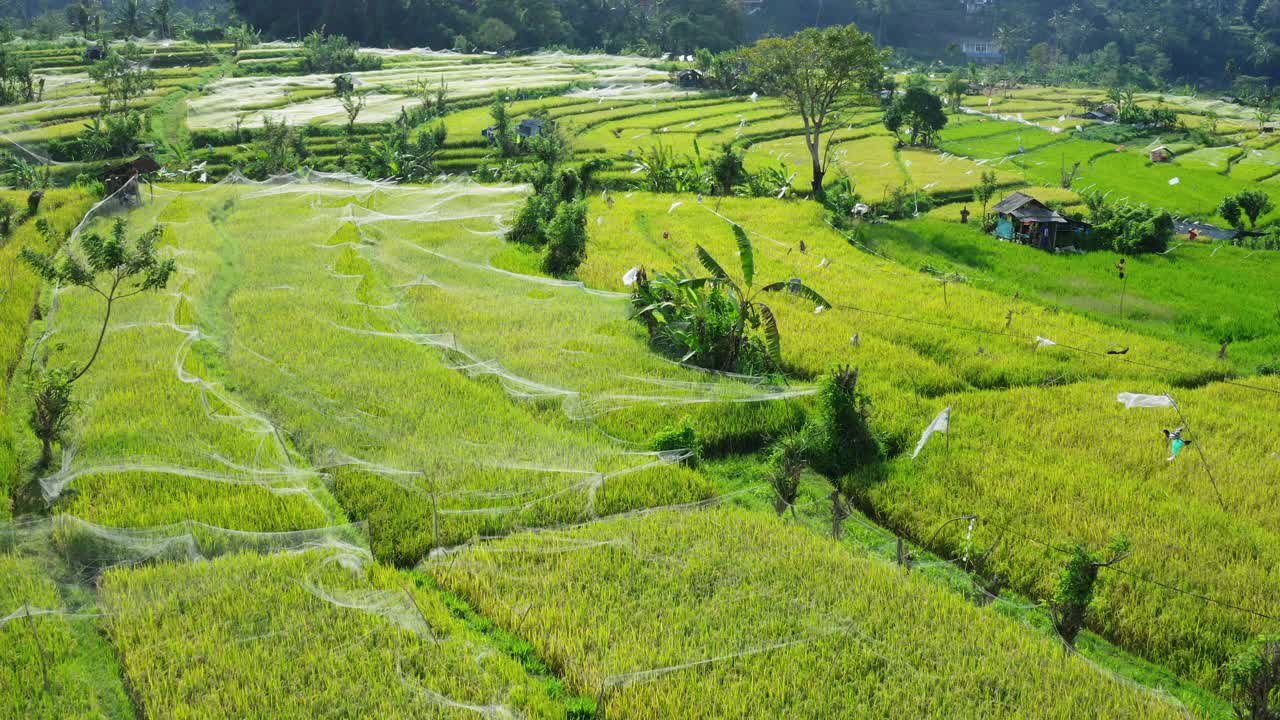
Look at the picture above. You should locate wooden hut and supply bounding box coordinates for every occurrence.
[675,69,704,89]
[102,156,162,200]
[991,192,1071,251]
[1149,146,1173,163]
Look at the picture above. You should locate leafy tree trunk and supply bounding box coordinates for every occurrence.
[805,120,825,197]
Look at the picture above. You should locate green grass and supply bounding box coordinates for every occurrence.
[436,507,1194,719]
[858,376,1280,690]
[1,191,99,517]
[581,193,1225,401]
[579,191,1278,692]
[0,555,134,719]
[101,549,571,719]
[858,219,1280,367]
[700,454,1236,719]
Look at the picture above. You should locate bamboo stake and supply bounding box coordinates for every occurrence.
[422,469,440,551]
[24,602,51,695]
[1167,394,1227,512]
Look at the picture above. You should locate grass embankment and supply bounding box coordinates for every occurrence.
[578,191,1278,694]
[1,190,99,517]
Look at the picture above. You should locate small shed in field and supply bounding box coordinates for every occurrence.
[1149,146,1173,163]
[516,118,545,138]
[992,192,1071,251]
[675,69,704,88]
[102,155,162,199]
[1077,103,1117,121]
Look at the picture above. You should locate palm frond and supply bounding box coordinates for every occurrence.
[760,280,831,310]
[732,223,754,287]
[759,302,782,368]
[694,244,731,281]
[678,277,714,291]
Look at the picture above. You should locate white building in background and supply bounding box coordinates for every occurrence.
[962,39,1003,61]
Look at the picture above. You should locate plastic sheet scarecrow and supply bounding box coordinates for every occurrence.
[1117,392,1227,509]
[1116,394,1191,461]
[1162,426,1192,462]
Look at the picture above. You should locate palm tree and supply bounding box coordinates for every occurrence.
[114,0,144,38]
[152,0,172,40]
[632,223,830,374]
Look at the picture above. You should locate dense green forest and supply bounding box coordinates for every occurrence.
[0,1,1275,90]
[231,0,1277,87]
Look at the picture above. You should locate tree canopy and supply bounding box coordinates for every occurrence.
[210,0,1280,84]
[739,24,884,195]
[883,87,947,147]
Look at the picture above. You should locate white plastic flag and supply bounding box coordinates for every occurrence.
[750,92,759,102]
[1168,177,1180,186]
[668,201,682,214]
[1116,393,1175,409]
[912,407,951,459]
[1034,336,1057,349]
[622,267,641,287]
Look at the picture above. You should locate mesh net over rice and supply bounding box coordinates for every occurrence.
[2,171,825,717]
[32,171,811,539]
[187,53,675,130]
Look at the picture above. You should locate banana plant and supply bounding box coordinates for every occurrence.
[631,223,829,374]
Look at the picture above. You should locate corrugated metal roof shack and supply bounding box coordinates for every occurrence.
[991,192,1073,251]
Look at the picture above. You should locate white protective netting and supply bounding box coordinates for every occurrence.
[188,53,671,129]
[29,171,810,544]
[0,514,535,719]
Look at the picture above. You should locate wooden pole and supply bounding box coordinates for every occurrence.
[24,602,51,695]
[1119,274,1128,319]
[422,470,440,551]
[1167,395,1227,512]
[399,580,440,648]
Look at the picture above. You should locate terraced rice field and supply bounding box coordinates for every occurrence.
[3,46,1280,720]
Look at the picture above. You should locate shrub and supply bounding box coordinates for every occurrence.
[874,182,934,220]
[803,366,880,480]
[630,225,828,375]
[507,192,553,247]
[1220,195,1244,230]
[298,30,382,74]
[710,143,745,196]
[650,422,701,465]
[28,367,78,469]
[507,165,586,248]
[49,111,144,161]
[766,430,809,515]
[238,117,309,180]
[1085,191,1172,254]
[883,87,948,146]
[1050,536,1129,648]
[1221,635,1280,720]
[542,199,588,277]
[1235,189,1274,229]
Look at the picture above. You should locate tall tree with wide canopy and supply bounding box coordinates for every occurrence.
[740,24,885,196]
